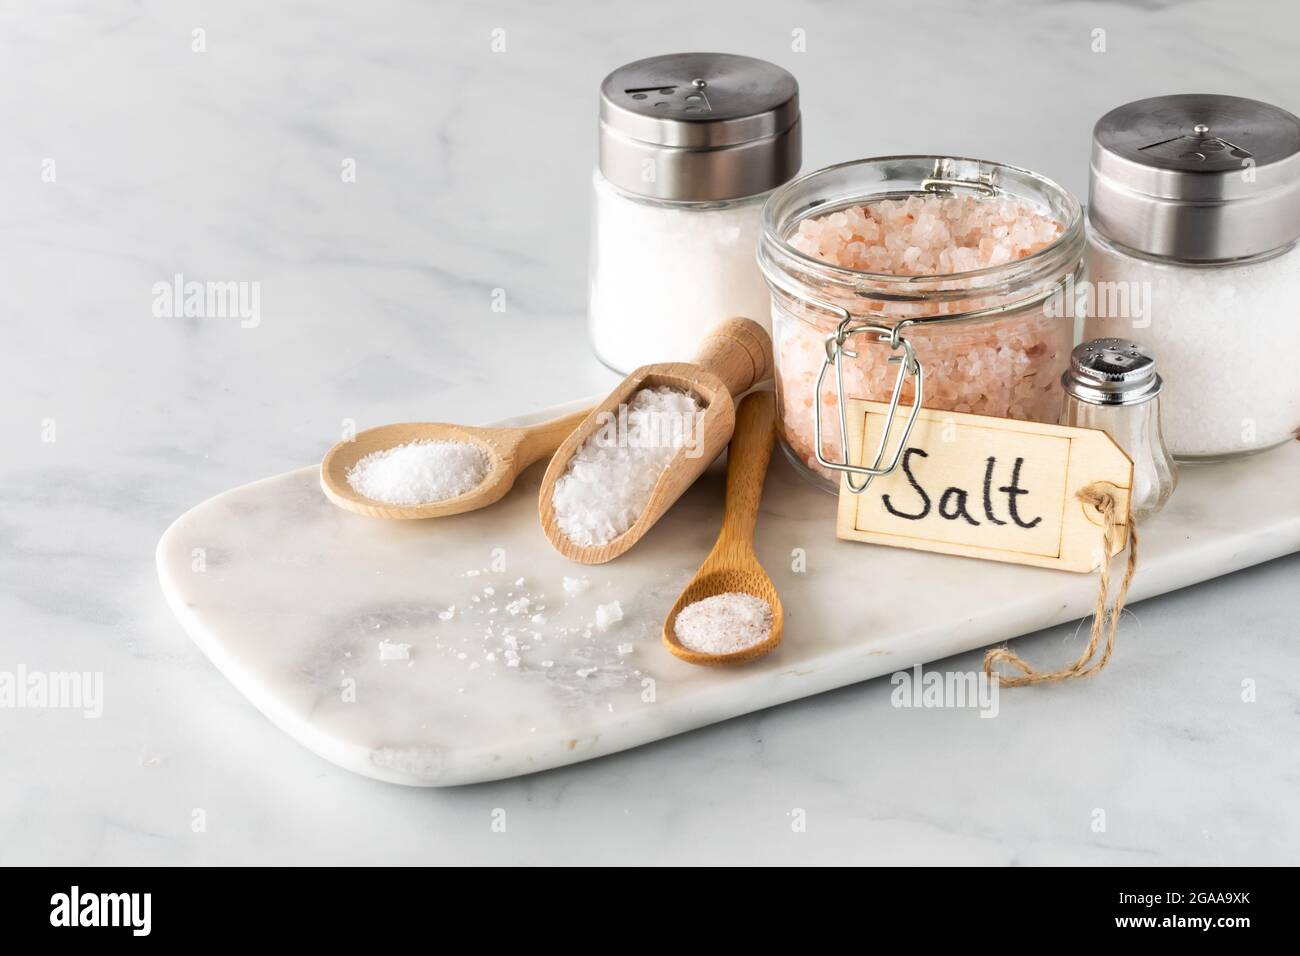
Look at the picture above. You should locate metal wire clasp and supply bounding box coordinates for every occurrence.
[814,317,925,494]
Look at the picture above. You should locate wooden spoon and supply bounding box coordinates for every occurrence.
[663,391,783,666]
[538,317,772,564]
[320,408,590,519]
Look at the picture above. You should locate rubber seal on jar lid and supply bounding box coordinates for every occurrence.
[598,53,801,203]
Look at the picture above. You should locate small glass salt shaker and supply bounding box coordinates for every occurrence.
[1060,337,1178,520]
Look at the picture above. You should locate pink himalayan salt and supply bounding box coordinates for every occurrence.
[674,592,773,655]
[788,194,1063,275]
[778,195,1070,482]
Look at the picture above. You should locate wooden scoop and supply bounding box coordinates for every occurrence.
[538,317,772,564]
[320,408,590,520]
[661,391,783,666]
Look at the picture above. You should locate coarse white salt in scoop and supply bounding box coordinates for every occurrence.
[674,592,773,656]
[551,385,703,547]
[346,439,489,505]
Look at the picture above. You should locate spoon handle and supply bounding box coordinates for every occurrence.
[516,407,593,468]
[715,391,777,556]
[691,317,772,397]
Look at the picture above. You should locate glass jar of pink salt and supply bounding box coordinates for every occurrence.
[757,156,1084,492]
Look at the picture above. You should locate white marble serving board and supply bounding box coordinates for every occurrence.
[157,400,1300,787]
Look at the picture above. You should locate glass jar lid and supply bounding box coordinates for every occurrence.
[1062,338,1163,406]
[598,53,801,202]
[1090,94,1300,261]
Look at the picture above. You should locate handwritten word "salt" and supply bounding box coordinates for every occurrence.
[881,449,1043,529]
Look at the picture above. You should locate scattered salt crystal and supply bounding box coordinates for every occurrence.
[514,577,525,587]
[562,576,589,596]
[378,640,411,662]
[576,667,598,678]
[551,386,703,546]
[505,597,530,616]
[595,601,623,630]
[674,592,773,655]
[541,660,555,668]
[466,569,480,577]
[617,643,634,656]
[483,586,495,596]
[346,440,489,505]
[530,613,547,626]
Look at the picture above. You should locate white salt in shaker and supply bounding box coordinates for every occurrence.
[590,53,801,373]
[1060,338,1177,520]
[1085,94,1300,461]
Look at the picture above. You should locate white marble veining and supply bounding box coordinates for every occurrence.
[2,0,1298,863]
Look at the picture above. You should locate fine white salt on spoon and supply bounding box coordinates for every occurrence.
[320,409,590,520]
[347,440,491,505]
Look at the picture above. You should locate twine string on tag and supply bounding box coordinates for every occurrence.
[983,483,1138,687]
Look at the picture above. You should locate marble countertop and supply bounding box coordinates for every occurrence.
[2,0,1296,865]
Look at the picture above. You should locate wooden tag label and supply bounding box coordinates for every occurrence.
[835,401,1133,572]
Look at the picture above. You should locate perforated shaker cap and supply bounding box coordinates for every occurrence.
[1062,338,1163,407]
[599,53,801,202]
[1090,94,1300,261]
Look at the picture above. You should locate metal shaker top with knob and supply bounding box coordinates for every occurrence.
[1090,93,1300,261]
[598,53,801,203]
[1061,338,1163,407]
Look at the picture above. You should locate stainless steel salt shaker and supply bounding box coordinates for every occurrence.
[1085,94,1300,460]
[590,53,801,374]
[1060,338,1177,520]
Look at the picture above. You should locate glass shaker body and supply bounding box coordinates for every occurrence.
[592,53,801,374]
[1086,93,1300,461]
[588,172,772,374]
[1060,383,1177,521]
[1083,226,1300,461]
